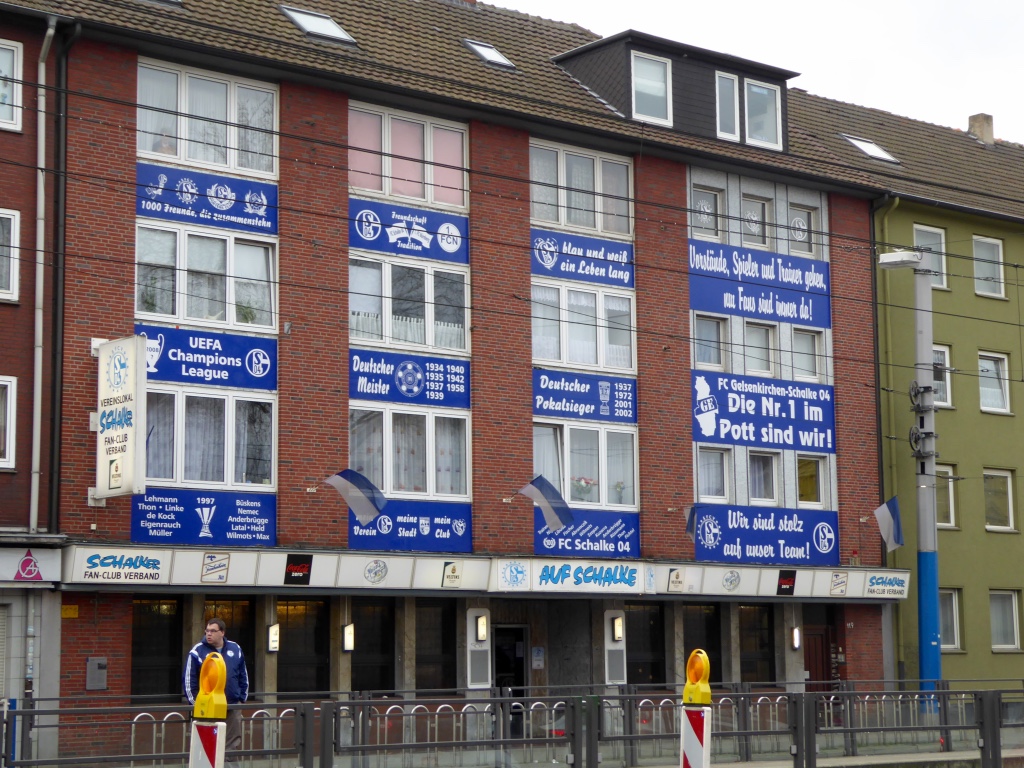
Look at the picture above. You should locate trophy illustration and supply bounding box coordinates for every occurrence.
[598,380,611,415]
[196,505,216,538]
[144,332,165,373]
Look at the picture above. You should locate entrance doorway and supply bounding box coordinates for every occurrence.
[494,626,528,737]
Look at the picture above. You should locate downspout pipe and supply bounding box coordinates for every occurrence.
[30,16,57,535]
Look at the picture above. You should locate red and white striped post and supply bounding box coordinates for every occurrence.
[680,649,711,768]
[189,652,227,768]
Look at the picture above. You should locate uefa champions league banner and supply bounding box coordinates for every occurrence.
[690,504,839,566]
[688,239,831,329]
[692,370,835,453]
[348,499,472,553]
[534,509,640,560]
[530,228,634,288]
[131,488,276,546]
[135,323,277,391]
[136,162,278,235]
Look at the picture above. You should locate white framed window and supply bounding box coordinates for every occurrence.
[691,187,722,240]
[983,469,1014,531]
[135,223,277,330]
[715,72,739,141]
[0,40,23,132]
[973,236,1004,297]
[530,142,631,235]
[744,322,774,376]
[693,314,727,370]
[137,60,277,176]
[350,405,469,497]
[697,447,729,502]
[933,345,952,407]
[0,208,18,302]
[935,464,955,527]
[914,224,946,289]
[631,51,672,127]
[531,281,634,370]
[990,590,1020,650]
[978,352,1009,413]
[939,589,961,651]
[533,421,637,508]
[349,104,467,207]
[146,386,276,490]
[350,256,468,351]
[797,455,825,508]
[788,205,816,256]
[748,452,778,505]
[741,195,770,248]
[792,329,822,381]
[0,375,15,470]
[744,79,781,150]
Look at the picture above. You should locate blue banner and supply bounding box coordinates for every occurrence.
[135,324,277,391]
[534,509,640,559]
[692,371,835,452]
[350,349,469,408]
[136,163,278,235]
[531,228,634,288]
[349,499,472,553]
[131,488,277,546]
[533,369,636,424]
[350,198,468,263]
[690,504,839,566]
[688,239,831,329]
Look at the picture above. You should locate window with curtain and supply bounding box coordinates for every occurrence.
[0,208,18,301]
[932,346,951,406]
[983,469,1013,529]
[749,453,777,505]
[349,104,466,206]
[136,224,277,329]
[0,376,14,470]
[631,51,671,125]
[145,388,275,490]
[529,142,631,235]
[694,315,725,368]
[973,236,1004,297]
[531,281,634,370]
[0,40,24,131]
[939,589,960,650]
[793,330,820,380]
[349,406,468,497]
[745,323,773,374]
[137,60,277,175]
[533,421,636,508]
[978,353,1008,412]
[935,465,955,527]
[990,591,1019,649]
[698,448,727,501]
[348,257,468,350]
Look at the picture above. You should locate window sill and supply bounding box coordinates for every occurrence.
[991,648,1024,654]
[974,291,1009,301]
[984,526,1018,534]
[0,296,20,305]
[0,123,23,134]
[980,408,1014,417]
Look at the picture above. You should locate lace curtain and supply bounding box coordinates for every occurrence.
[532,425,563,497]
[184,396,225,482]
[435,417,466,494]
[186,235,227,321]
[187,75,228,165]
[349,410,384,487]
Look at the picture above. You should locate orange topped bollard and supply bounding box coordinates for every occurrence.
[680,649,711,768]
[190,652,227,768]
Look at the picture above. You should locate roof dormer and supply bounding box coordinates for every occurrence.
[554,31,798,152]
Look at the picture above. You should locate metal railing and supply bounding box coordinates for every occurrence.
[4,683,1024,768]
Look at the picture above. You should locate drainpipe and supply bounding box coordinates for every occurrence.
[30,17,57,535]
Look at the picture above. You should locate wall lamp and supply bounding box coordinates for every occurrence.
[267,623,280,653]
[612,615,624,643]
[343,623,355,652]
[476,614,488,642]
[791,626,801,651]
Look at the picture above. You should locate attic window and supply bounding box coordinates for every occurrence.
[280,6,355,44]
[842,133,899,163]
[465,40,515,69]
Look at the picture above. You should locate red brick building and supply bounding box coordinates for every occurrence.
[3,0,901,729]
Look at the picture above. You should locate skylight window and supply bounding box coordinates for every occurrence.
[465,40,515,69]
[280,6,355,44]
[842,133,899,163]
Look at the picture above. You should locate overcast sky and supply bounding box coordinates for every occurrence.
[494,0,1024,145]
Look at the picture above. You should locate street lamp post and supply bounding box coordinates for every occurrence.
[879,249,941,690]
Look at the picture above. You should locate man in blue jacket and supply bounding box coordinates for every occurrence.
[184,617,249,767]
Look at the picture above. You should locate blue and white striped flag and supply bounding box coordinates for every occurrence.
[324,469,388,526]
[519,475,574,533]
[873,497,904,552]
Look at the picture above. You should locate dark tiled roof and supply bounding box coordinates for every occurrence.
[8,0,1024,220]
